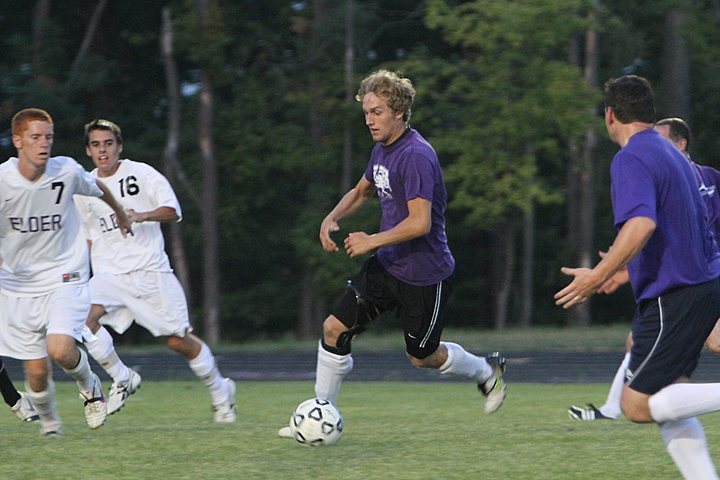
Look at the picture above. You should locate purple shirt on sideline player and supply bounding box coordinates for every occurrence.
[694,162,720,241]
[611,128,720,302]
[363,127,455,286]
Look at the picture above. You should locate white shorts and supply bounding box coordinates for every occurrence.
[89,271,190,337]
[0,285,90,360]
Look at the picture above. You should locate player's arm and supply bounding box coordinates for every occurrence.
[95,180,133,237]
[555,216,655,308]
[126,206,179,224]
[319,176,375,253]
[343,197,431,258]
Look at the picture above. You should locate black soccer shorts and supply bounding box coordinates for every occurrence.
[331,255,453,359]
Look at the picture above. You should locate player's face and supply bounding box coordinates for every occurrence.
[86,129,123,177]
[13,120,54,172]
[654,124,685,153]
[362,92,406,146]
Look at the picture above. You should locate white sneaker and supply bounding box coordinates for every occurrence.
[79,373,107,429]
[107,369,142,415]
[40,419,64,437]
[478,352,507,414]
[278,426,293,438]
[11,392,39,422]
[213,378,236,423]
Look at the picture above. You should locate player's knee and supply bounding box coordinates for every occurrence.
[621,398,653,423]
[321,315,346,346]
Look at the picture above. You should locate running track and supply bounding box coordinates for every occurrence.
[5,350,720,384]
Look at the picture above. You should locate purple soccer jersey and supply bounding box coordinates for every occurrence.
[363,128,455,286]
[611,129,720,302]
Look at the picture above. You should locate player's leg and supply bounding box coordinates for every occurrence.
[84,304,136,384]
[166,332,236,423]
[24,358,62,436]
[0,357,39,421]
[46,285,107,429]
[705,318,720,353]
[625,281,720,478]
[568,347,631,421]
[0,292,62,434]
[315,314,355,405]
[85,272,144,415]
[399,277,506,414]
[661,418,718,479]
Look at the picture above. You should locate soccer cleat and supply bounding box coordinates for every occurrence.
[568,403,615,421]
[278,426,293,438]
[79,373,107,429]
[11,392,39,422]
[107,369,142,415]
[213,378,237,423]
[478,352,507,414]
[40,420,64,437]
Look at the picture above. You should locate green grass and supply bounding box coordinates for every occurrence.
[1,381,711,479]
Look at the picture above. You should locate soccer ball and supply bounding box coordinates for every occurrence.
[288,398,343,446]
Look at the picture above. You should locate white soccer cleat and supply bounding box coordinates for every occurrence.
[213,378,237,423]
[107,369,142,415]
[479,352,507,414]
[277,426,293,438]
[40,419,64,437]
[11,392,39,422]
[80,373,107,429]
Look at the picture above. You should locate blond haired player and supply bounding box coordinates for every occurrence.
[0,108,132,435]
[75,119,236,423]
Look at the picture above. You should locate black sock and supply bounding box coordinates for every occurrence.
[0,360,21,407]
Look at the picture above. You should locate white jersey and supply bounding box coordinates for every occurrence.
[75,159,181,275]
[0,156,102,295]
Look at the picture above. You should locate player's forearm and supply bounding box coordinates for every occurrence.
[96,181,126,218]
[325,188,368,224]
[366,216,429,250]
[594,216,655,283]
[131,206,179,223]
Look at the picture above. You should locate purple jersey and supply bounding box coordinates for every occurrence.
[693,162,720,241]
[611,129,720,302]
[363,128,455,286]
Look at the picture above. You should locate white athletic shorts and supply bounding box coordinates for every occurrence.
[89,270,190,337]
[0,285,90,360]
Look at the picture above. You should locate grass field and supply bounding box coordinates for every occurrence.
[1,380,714,479]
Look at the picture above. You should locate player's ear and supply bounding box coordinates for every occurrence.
[118,143,123,154]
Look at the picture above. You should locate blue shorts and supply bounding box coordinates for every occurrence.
[331,255,453,359]
[627,279,720,395]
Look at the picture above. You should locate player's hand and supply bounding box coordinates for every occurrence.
[344,232,374,258]
[115,210,134,238]
[319,218,341,252]
[554,266,600,309]
[125,208,144,224]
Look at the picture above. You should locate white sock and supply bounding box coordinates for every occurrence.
[188,342,226,406]
[63,348,96,394]
[25,379,60,424]
[661,418,719,479]
[649,383,720,423]
[599,352,629,419]
[84,326,130,384]
[315,341,353,405]
[438,342,492,383]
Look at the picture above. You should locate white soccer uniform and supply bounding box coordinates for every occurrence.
[0,156,102,359]
[75,159,190,336]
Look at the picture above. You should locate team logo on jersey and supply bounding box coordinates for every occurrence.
[373,164,392,199]
[62,272,80,283]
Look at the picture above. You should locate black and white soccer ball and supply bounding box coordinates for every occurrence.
[288,398,343,446]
